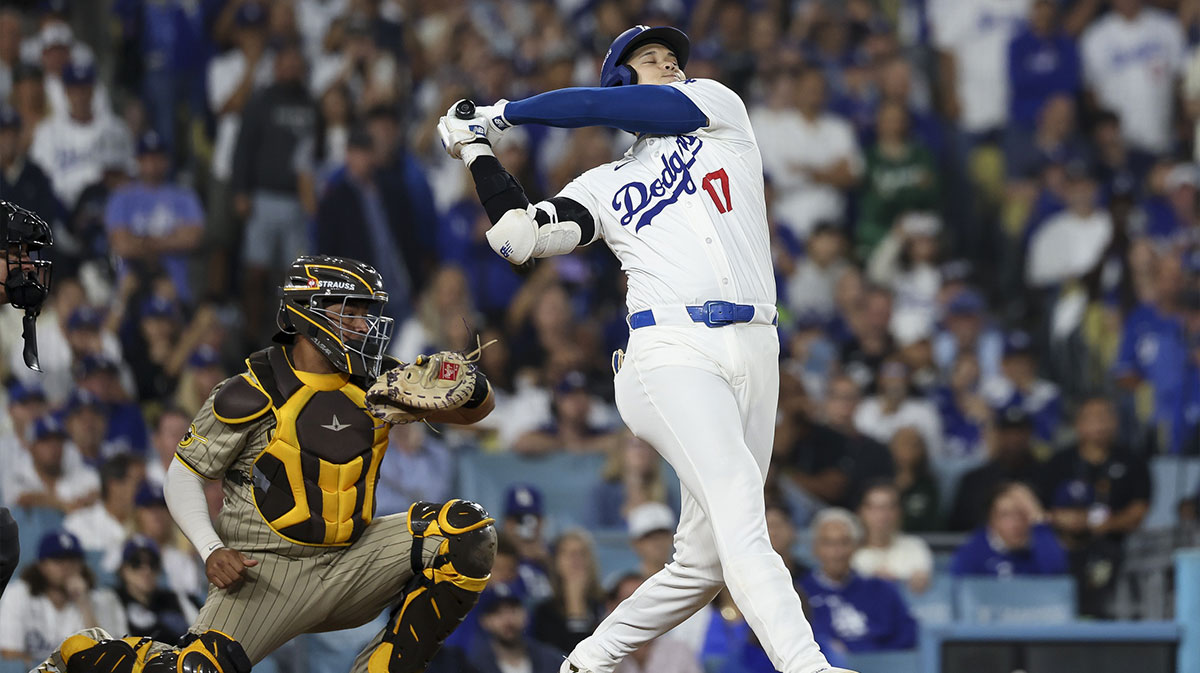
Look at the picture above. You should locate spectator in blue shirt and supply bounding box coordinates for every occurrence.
[951,482,1068,577]
[982,330,1062,444]
[1007,0,1081,131]
[799,508,917,653]
[104,130,204,304]
[1114,256,1197,453]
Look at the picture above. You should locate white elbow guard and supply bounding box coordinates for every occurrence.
[486,203,584,264]
[529,201,582,258]
[486,206,538,264]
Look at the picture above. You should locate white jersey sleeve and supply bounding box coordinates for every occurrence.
[665,78,755,148]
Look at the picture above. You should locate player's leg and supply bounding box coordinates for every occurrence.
[189,552,324,664]
[568,483,723,673]
[579,329,828,673]
[310,502,496,673]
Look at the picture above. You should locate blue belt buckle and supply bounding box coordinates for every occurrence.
[701,300,739,327]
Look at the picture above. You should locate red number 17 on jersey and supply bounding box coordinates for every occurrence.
[701,168,732,213]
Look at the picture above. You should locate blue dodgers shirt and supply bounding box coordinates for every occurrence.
[1114,303,1193,453]
[104,182,204,302]
[950,523,1068,577]
[798,572,917,653]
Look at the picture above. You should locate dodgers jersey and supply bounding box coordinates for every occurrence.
[555,78,776,314]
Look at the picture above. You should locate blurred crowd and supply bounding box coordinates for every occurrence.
[1,0,1200,669]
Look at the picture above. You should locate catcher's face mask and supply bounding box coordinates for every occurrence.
[309,295,394,379]
[276,255,395,380]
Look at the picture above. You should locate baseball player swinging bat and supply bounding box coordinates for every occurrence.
[439,24,853,673]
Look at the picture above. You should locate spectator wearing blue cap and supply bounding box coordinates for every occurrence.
[30,54,132,210]
[35,21,108,119]
[3,415,98,512]
[173,343,228,417]
[0,104,62,234]
[60,388,118,467]
[130,479,204,600]
[97,534,195,642]
[0,379,48,476]
[514,371,621,456]
[949,405,1043,532]
[121,297,217,404]
[933,351,990,459]
[72,355,149,457]
[501,484,553,602]
[63,453,146,570]
[104,130,204,304]
[982,330,1062,443]
[950,482,1068,577]
[0,529,118,663]
[933,287,1004,382]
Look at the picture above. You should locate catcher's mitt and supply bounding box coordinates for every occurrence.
[365,341,494,425]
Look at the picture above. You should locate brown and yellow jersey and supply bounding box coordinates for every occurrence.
[175,345,390,556]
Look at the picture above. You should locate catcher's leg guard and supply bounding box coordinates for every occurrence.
[367,499,496,673]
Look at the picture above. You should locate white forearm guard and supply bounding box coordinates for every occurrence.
[485,203,583,264]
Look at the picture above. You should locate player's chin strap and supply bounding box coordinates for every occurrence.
[367,499,497,673]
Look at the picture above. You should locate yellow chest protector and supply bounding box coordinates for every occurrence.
[215,346,389,546]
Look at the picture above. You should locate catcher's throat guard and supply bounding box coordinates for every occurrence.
[276,255,394,379]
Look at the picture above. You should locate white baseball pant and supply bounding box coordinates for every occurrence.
[569,322,830,673]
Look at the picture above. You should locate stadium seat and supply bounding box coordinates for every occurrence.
[841,649,920,673]
[902,573,954,625]
[954,576,1077,625]
[591,528,639,580]
[1145,456,1200,530]
[456,452,607,531]
[9,505,64,572]
[0,658,31,673]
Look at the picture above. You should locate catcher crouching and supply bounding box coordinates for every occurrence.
[39,255,498,673]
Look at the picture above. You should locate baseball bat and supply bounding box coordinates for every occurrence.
[455,99,535,276]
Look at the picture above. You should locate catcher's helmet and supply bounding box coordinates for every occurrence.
[600,25,690,88]
[276,255,394,379]
[1,201,53,371]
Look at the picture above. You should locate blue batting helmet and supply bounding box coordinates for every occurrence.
[600,25,690,87]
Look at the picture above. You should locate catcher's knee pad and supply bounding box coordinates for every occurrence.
[59,629,250,673]
[367,499,496,673]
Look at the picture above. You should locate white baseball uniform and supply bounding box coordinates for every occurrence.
[540,78,830,673]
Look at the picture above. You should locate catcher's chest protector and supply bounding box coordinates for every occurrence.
[221,346,389,546]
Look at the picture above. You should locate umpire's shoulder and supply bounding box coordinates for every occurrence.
[212,373,272,425]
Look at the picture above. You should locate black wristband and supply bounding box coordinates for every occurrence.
[463,376,491,409]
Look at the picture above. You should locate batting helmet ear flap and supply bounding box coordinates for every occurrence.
[611,63,638,87]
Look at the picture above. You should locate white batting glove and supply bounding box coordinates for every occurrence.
[444,99,511,147]
[437,114,488,161]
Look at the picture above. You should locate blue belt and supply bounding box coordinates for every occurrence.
[628,301,769,329]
